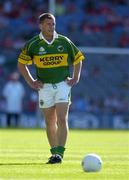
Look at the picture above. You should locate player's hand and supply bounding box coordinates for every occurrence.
[30,80,43,90]
[66,77,79,87]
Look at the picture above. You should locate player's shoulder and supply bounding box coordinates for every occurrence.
[27,35,40,44]
[58,34,71,43]
[26,35,39,47]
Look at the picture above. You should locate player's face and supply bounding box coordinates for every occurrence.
[40,18,56,39]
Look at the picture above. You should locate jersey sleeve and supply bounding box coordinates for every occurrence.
[67,39,85,65]
[18,42,33,65]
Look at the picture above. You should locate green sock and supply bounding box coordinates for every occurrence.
[56,146,65,158]
[50,147,57,155]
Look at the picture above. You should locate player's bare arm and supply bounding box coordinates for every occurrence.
[17,62,43,90]
[67,61,82,86]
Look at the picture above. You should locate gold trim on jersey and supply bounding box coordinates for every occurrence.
[18,58,32,65]
[18,52,32,65]
[34,54,68,68]
[73,51,85,65]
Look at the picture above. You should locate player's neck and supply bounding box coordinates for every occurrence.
[42,33,53,42]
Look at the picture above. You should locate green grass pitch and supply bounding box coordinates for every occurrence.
[0,129,129,180]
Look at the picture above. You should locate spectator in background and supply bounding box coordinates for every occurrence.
[3,71,25,127]
[119,32,129,47]
[55,0,66,16]
[28,91,38,113]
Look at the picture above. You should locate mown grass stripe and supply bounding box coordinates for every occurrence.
[0,129,128,180]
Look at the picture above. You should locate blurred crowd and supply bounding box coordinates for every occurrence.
[1,0,129,51]
[1,70,129,117]
[71,93,129,114]
[0,0,129,121]
[1,0,129,63]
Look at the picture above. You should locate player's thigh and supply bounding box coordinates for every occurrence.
[55,103,70,120]
[41,106,57,124]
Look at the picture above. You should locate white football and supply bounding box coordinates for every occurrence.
[82,153,102,172]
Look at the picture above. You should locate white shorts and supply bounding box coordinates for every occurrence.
[38,81,71,108]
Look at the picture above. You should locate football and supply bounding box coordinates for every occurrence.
[82,153,102,172]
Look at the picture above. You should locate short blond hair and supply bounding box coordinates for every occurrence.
[38,13,55,23]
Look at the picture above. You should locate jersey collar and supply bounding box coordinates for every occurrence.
[39,31,58,45]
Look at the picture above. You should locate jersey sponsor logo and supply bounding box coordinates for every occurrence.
[40,56,63,63]
[38,47,47,55]
[34,54,68,68]
[57,45,64,52]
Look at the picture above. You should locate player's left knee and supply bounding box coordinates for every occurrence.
[57,117,67,125]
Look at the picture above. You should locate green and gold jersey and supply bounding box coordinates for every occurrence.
[18,32,85,83]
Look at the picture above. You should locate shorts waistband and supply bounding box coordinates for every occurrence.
[43,81,65,88]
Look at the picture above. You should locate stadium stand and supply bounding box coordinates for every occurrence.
[0,0,129,118]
